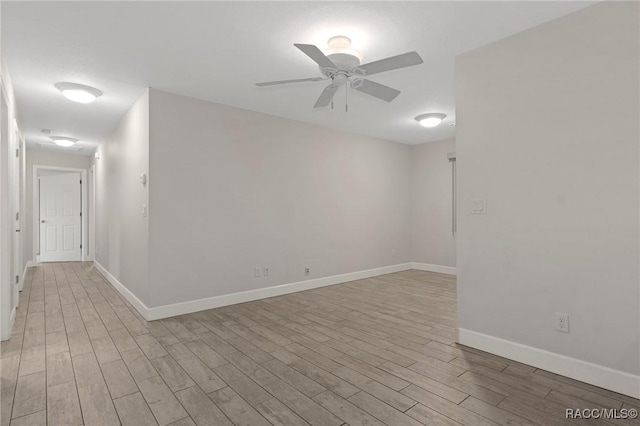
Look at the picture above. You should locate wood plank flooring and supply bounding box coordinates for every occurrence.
[1,262,638,425]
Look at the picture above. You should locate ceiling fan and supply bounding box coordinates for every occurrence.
[256,36,423,109]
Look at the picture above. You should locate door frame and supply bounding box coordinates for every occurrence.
[33,165,88,263]
[13,128,24,297]
[1,78,15,339]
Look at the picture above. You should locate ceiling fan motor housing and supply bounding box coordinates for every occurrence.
[324,53,361,70]
[321,36,362,75]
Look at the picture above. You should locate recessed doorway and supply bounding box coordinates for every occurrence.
[34,166,87,262]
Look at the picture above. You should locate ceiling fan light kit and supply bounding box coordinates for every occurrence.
[256,36,424,110]
[416,113,446,128]
[323,36,362,69]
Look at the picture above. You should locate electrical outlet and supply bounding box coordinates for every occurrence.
[264,267,270,276]
[555,313,569,333]
[471,199,487,215]
[305,267,310,276]
[254,267,261,277]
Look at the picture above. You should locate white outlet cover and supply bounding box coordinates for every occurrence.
[471,199,486,215]
[555,313,570,333]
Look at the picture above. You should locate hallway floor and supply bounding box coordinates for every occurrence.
[1,262,638,425]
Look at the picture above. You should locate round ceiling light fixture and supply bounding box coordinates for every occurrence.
[55,82,103,104]
[415,113,447,128]
[50,136,79,147]
[324,36,363,69]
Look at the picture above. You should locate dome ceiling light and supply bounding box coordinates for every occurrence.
[50,136,79,147]
[415,113,446,128]
[55,82,103,104]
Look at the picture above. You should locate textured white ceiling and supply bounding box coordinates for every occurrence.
[2,1,594,154]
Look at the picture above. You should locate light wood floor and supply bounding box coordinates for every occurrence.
[1,263,638,426]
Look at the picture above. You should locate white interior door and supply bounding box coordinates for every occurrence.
[39,172,82,262]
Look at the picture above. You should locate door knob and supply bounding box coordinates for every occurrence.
[41,220,46,223]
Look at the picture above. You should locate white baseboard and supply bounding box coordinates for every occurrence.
[20,261,39,291]
[94,262,151,320]
[1,307,16,341]
[458,328,640,399]
[94,260,456,322]
[146,263,413,321]
[95,261,415,321]
[411,262,457,275]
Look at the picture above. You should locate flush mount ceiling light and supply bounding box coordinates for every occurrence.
[50,136,79,147]
[323,35,363,68]
[415,113,447,128]
[55,82,102,104]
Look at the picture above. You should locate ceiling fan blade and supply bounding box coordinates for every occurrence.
[314,84,339,108]
[256,77,325,87]
[352,79,401,102]
[294,43,337,69]
[358,51,423,76]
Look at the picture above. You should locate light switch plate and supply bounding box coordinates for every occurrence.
[471,199,486,215]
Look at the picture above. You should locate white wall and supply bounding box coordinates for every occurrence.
[1,56,23,340]
[147,89,412,308]
[456,1,639,396]
[25,149,92,264]
[95,89,149,305]
[411,138,456,268]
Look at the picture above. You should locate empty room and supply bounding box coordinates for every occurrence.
[0,1,638,425]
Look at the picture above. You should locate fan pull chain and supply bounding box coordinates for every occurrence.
[345,84,348,112]
[331,100,334,110]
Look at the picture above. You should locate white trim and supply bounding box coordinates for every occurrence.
[95,261,415,321]
[89,164,96,261]
[19,261,34,291]
[147,263,413,320]
[1,307,16,341]
[32,165,89,262]
[458,328,640,399]
[94,261,149,319]
[411,262,457,275]
[18,260,38,296]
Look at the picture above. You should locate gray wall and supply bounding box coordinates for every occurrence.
[456,0,639,376]
[148,89,412,307]
[25,149,92,264]
[411,138,456,267]
[95,90,150,304]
